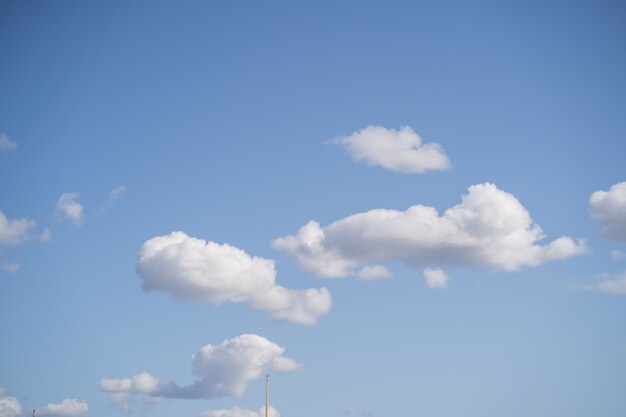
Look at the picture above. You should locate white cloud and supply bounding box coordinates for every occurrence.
[590,182,626,241]
[0,210,35,247]
[423,268,448,289]
[0,389,22,417]
[355,265,392,280]
[101,334,300,406]
[342,406,358,414]
[137,232,331,325]
[35,399,88,417]
[273,183,586,277]
[39,228,53,242]
[332,125,450,174]
[0,134,17,153]
[100,185,127,213]
[588,271,626,295]
[56,193,84,225]
[200,406,280,417]
[2,262,20,274]
[610,250,625,262]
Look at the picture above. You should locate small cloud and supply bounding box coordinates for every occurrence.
[56,193,84,225]
[356,265,392,280]
[610,250,625,262]
[332,125,450,174]
[200,406,280,417]
[423,268,448,289]
[589,182,626,242]
[583,271,626,295]
[39,227,53,242]
[0,134,17,153]
[342,406,358,414]
[2,262,20,273]
[35,399,88,417]
[100,185,127,213]
[0,210,35,247]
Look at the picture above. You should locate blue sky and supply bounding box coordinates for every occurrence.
[1,1,625,417]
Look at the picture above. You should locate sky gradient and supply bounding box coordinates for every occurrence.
[1,1,625,417]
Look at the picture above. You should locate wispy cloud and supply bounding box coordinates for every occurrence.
[332,125,450,174]
[137,232,332,325]
[0,134,17,153]
[273,183,586,278]
[584,271,626,295]
[100,185,127,213]
[2,262,20,274]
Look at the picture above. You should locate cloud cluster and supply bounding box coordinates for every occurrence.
[35,399,89,417]
[589,181,626,241]
[0,134,17,153]
[332,125,450,174]
[200,406,280,417]
[137,232,331,325]
[273,183,586,277]
[101,334,300,407]
[56,193,84,225]
[0,389,22,417]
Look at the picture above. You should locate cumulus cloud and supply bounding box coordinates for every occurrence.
[0,210,35,247]
[35,399,88,417]
[200,406,280,417]
[590,182,626,241]
[137,232,331,325]
[273,183,586,277]
[423,268,448,289]
[332,125,450,174]
[0,134,17,153]
[56,193,83,225]
[101,334,300,407]
[0,389,22,417]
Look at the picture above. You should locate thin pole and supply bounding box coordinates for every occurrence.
[265,373,269,417]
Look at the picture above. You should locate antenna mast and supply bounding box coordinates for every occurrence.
[265,373,270,417]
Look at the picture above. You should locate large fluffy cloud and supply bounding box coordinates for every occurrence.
[200,406,280,417]
[332,125,450,174]
[35,399,89,417]
[56,193,84,225]
[589,181,626,241]
[137,232,331,325]
[0,210,35,247]
[101,334,300,407]
[0,389,22,417]
[273,183,586,277]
